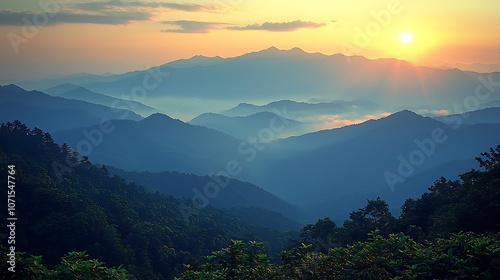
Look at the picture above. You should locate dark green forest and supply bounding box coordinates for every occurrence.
[0,121,296,279]
[1,120,499,279]
[180,145,500,279]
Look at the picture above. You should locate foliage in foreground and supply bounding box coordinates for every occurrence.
[180,232,500,280]
[0,249,130,279]
[181,146,500,279]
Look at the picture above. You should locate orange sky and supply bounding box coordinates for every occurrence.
[0,0,499,81]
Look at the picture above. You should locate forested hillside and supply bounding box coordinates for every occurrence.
[180,145,500,279]
[1,120,499,279]
[0,121,297,279]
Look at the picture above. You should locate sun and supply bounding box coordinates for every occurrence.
[399,32,413,44]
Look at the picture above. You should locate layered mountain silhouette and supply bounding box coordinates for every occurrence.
[0,84,142,133]
[47,106,500,221]
[4,48,500,223]
[110,167,306,223]
[222,99,379,118]
[243,110,500,220]
[15,47,499,114]
[53,113,242,174]
[189,111,308,139]
[43,83,158,116]
[435,107,500,125]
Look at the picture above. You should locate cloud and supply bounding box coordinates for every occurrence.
[161,20,229,33]
[0,10,150,25]
[0,1,219,26]
[227,20,325,32]
[416,109,449,116]
[74,1,217,12]
[314,112,392,130]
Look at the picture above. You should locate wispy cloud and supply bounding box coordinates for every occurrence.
[74,1,218,12]
[161,20,230,33]
[0,1,219,26]
[416,109,449,116]
[227,20,325,32]
[313,112,392,130]
[0,10,150,25]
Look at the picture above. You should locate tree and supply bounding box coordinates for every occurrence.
[342,197,397,244]
[299,217,338,252]
[476,145,500,172]
[0,248,131,280]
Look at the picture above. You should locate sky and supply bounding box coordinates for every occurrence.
[0,0,499,81]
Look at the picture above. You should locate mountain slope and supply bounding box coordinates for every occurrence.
[53,113,243,174]
[110,168,307,223]
[222,99,379,118]
[0,84,142,133]
[44,83,158,116]
[189,111,308,139]
[243,111,500,220]
[435,107,500,125]
[76,48,500,111]
[0,121,299,279]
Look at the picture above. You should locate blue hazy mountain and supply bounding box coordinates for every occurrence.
[54,47,500,111]
[189,111,309,139]
[14,71,144,91]
[14,55,226,90]
[48,106,500,221]
[0,84,142,133]
[310,158,478,223]
[44,83,158,117]
[241,110,500,221]
[110,167,307,224]
[222,99,379,118]
[435,107,500,125]
[164,55,225,68]
[53,113,242,174]
[15,48,500,120]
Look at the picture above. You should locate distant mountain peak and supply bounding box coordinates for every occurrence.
[141,113,182,125]
[288,47,306,53]
[255,46,308,56]
[234,102,257,108]
[264,46,279,52]
[44,83,83,96]
[387,109,422,119]
[380,110,443,126]
[162,55,225,69]
[1,84,26,93]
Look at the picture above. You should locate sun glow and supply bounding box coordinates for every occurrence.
[400,32,413,44]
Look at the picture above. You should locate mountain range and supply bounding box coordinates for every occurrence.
[43,83,158,117]
[243,110,500,220]
[189,111,309,140]
[2,48,500,223]
[53,113,241,174]
[0,84,142,133]
[47,108,500,222]
[13,47,500,120]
